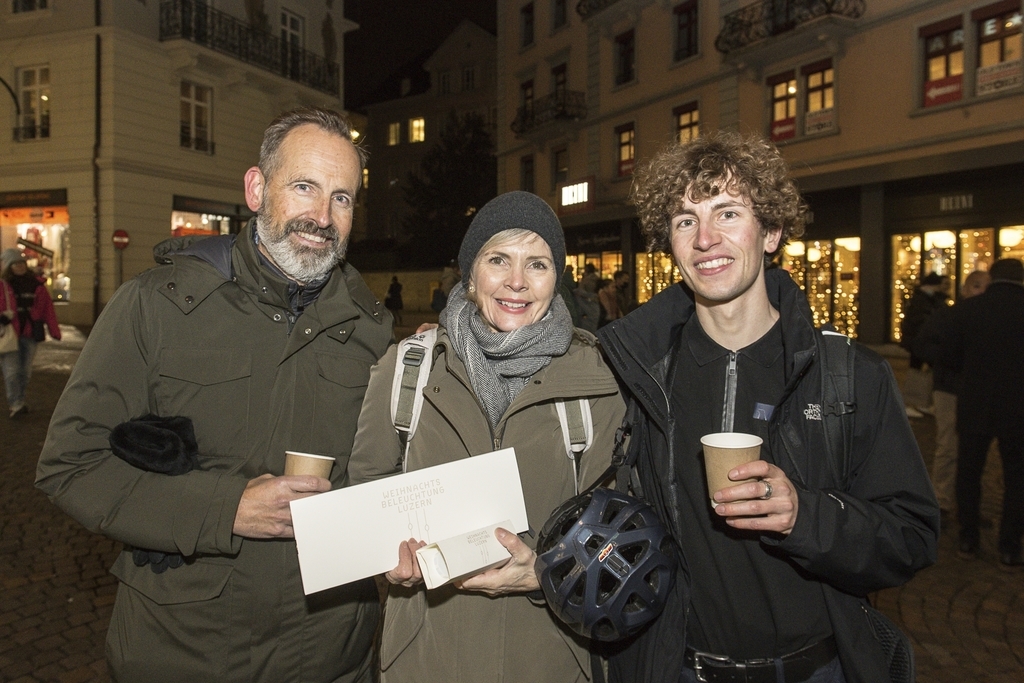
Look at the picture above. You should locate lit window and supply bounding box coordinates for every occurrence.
[614,30,636,85]
[388,122,401,146]
[553,0,567,30]
[674,102,699,143]
[767,72,796,141]
[521,155,535,193]
[552,147,568,188]
[13,0,48,12]
[921,18,964,107]
[805,62,834,112]
[977,6,1022,68]
[409,117,425,143]
[180,81,213,152]
[674,1,698,62]
[16,65,50,141]
[521,3,535,47]
[616,123,635,177]
[362,168,369,190]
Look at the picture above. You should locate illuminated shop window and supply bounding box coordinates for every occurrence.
[635,252,680,304]
[780,238,860,337]
[1000,225,1024,262]
[960,229,995,282]
[890,231,956,342]
[1,206,70,301]
[567,252,622,282]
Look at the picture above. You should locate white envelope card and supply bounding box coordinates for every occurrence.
[290,447,527,594]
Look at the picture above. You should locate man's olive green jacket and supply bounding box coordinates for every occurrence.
[36,224,392,682]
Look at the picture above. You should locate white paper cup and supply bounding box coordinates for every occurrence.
[699,433,762,507]
[284,451,335,479]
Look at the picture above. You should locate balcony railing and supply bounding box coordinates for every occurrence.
[575,0,624,20]
[159,0,339,96]
[715,0,865,53]
[511,91,587,136]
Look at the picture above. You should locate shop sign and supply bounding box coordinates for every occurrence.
[923,74,963,107]
[0,188,68,208]
[976,60,1022,96]
[557,177,594,216]
[939,194,973,212]
[804,108,835,136]
[770,117,796,142]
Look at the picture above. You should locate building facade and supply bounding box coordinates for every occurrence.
[360,20,496,252]
[495,0,1023,344]
[1,0,356,325]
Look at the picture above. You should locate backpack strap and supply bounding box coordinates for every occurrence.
[555,399,594,495]
[390,328,438,472]
[818,327,857,488]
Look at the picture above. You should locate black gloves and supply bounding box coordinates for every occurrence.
[109,414,200,573]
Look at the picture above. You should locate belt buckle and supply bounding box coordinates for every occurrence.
[691,651,733,683]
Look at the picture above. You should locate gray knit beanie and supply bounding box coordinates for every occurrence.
[459,191,566,288]
[1,248,26,273]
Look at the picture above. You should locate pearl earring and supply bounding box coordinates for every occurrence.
[468,284,475,293]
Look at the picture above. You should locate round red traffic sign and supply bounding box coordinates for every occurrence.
[112,230,130,250]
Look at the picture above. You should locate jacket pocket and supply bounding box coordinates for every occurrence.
[312,353,372,460]
[379,588,427,670]
[156,348,252,458]
[111,550,233,605]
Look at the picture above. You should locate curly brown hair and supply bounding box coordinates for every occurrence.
[630,131,806,259]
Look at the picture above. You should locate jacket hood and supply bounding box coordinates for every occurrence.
[154,234,235,280]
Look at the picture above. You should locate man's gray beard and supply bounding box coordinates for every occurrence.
[256,213,348,283]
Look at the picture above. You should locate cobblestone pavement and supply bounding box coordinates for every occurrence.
[1,326,1021,682]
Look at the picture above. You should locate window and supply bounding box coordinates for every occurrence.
[553,0,567,30]
[180,81,212,152]
[462,66,477,91]
[767,71,796,141]
[362,168,369,190]
[521,79,535,116]
[552,147,568,188]
[13,0,48,12]
[976,4,1022,67]
[551,63,566,100]
[674,102,699,143]
[616,123,635,177]
[614,30,636,85]
[387,122,401,146]
[409,117,425,143]
[521,2,535,47]
[438,71,451,94]
[804,61,834,112]
[674,1,698,62]
[802,60,835,135]
[16,65,50,141]
[521,155,535,193]
[921,18,964,107]
[280,8,304,79]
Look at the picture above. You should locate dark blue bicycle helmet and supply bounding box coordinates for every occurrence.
[535,487,676,642]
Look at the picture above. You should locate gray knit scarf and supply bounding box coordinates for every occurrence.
[440,281,574,429]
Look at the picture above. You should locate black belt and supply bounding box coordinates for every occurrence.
[684,636,837,683]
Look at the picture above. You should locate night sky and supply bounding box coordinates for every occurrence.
[343,0,497,112]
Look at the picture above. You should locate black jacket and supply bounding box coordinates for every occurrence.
[943,280,1024,438]
[596,268,939,683]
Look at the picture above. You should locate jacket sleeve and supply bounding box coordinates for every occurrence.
[347,344,404,485]
[32,282,62,340]
[35,279,247,557]
[774,352,940,595]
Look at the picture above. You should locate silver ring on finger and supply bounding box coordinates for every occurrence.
[760,480,773,500]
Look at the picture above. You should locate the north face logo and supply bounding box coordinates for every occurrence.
[804,403,822,421]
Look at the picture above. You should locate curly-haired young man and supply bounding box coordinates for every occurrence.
[597,132,939,683]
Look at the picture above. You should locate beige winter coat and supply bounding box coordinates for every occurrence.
[349,327,625,683]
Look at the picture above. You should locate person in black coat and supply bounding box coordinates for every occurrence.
[942,258,1024,568]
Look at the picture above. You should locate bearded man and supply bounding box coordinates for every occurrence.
[37,108,392,682]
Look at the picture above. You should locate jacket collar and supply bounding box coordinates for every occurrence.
[598,267,819,428]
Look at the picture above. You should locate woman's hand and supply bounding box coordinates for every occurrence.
[385,538,427,587]
[456,528,540,596]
